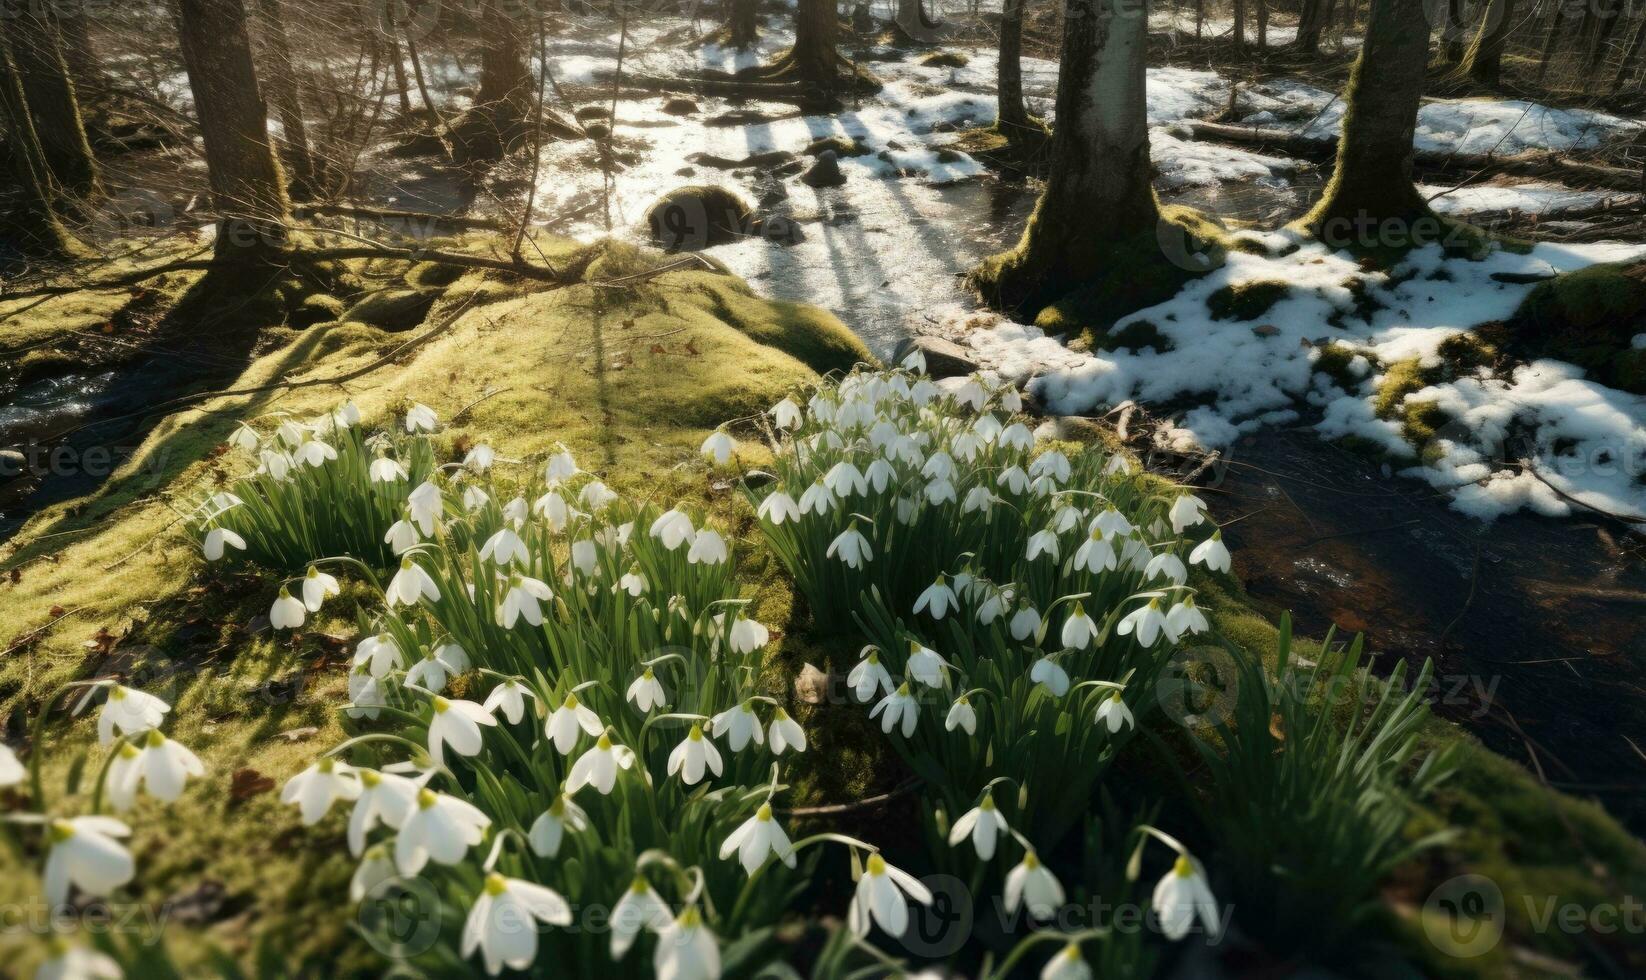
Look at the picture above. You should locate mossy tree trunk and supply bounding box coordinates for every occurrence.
[176,0,293,261]
[1295,0,1326,53]
[0,34,87,257]
[996,0,1032,132]
[969,0,1162,317]
[1459,0,1515,83]
[4,7,100,199]
[251,0,317,198]
[792,0,842,86]
[53,6,100,86]
[730,0,760,48]
[1300,0,1434,241]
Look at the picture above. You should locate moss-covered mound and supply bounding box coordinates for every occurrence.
[1492,260,1646,394]
[645,185,756,252]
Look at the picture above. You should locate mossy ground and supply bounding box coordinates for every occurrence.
[1489,260,1646,395]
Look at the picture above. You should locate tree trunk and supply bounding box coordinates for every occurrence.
[176,0,292,260]
[895,0,940,40]
[997,0,1032,132]
[970,0,1163,316]
[388,36,412,117]
[3,7,100,199]
[1256,0,1269,46]
[792,0,842,86]
[0,32,86,257]
[1583,0,1622,72]
[1613,12,1646,90]
[1234,0,1248,45]
[730,0,760,48]
[53,7,100,86]
[1302,0,1434,241]
[251,0,317,198]
[1296,0,1326,53]
[1460,0,1516,83]
[1537,1,1564,80]
[1196,0,1204,37]
[478,0,532,111]
[1443,0,1465,62]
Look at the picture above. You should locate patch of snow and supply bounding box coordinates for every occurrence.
[1421,182,1640,218]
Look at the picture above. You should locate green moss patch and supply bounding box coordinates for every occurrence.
[1207,280,1290,321]
[919,50,970,68]
[1497,261,1646,393]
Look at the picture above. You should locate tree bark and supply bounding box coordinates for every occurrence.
[1613,11,1646,90]
[1233,0,1248,45]
[1583,0,1622,72]
[0,32,86,256]
[1536,1,1564,80]
[997,0,1032,132]
[251,0,316,198]
[53,6,99,85]
[1460,0,1516,83]
[1256,0,1269,46]
[730,0,760,48]
[792,0,842,86]
[3,7,100,198]
[1295,0,1326,53]
[970,0,1163,316]
[175,0,292,260]
[1302,0,1435,241]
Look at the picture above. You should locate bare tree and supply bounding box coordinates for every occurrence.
[0,31,87,257]
[1459,0,1516,83]
[729,0,760,48]
[3,6,101,199]
[996,0,1033,133]
[251,0,317,197]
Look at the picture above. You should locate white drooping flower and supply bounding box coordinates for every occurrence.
[848,648,895,701]
[611,878,672,959]
[1005,850,1065,918]
[350,845,397,903]
[826,523,873,569]
[1169,494,1208,533]
[347,668,387,720]
[1145,552,1188,586]
[258,450,293,481]
[369,456,407,483]
[385,516,420,555]
[768,707,806,755]
[96,686,169,746]
[348,768,422,856]
[653,907,721,980]
[865,457,896,493]
[650,509,696,550]
[462,444,495,474]
[949,793,1008,860]
[479,528,530,567]
[848,853,934,938]
[395,788,491,874]
[533,489,571,531]
[282,757,362,824]
[35,940,123,980]
[1095,692,1135,733]
[913,576,958,619]
[769,397,803,430]
[301,565,341,611]
[1010,603,1042,642]
[945,695,977,735]
[1117,599,1170,648]
[905,641,950,688]
[497,573,554,628]
[1030,450,1071,483]
[710,702,764,752]
[1091,508,1135,539]
[570,538,598,577]
[996,466,1031,495]
[405,403,438,433]
[1189,531,1231,573]
[0,742,23,787]
[616,566,648,598]
[545,694,602,754]
[701,430,736,465]
[1026,529,1060,562]
[354,633,404,678]
[1029,657,1071,697]
[407,480,443,534]
[387,557,441,607]
[503,495,531,527]
[544,448,579,483]
[527,794,589,858]
[579,480,619,511]
[687,529,729,565]
[427,697,497,767]
[44,816,134,905]
[1041,943,1093,980]
[482,679,532,725]
[566,735,635,795]
[798,478,838,516]
[293,438,337,468]
[1072,529,1118,574]
[870,683,919,737]
[407,642,471,693]
[1153,854,1221,941]
[720,803,797,874]
[270,587,306,630]
[824,461,869,498]
[626,669,668,713]
[667,726,724,785]
[1166,597,1209,638]
[202,526,246,562]
[756,491,801,525]
[461,872,573,975]
[727,614,769,654]
[122,730,205,804]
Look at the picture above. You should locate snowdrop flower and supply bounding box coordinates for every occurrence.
[667,725,723,785]
[387,557,441,607]
[202,526,245,562]
[258,449,293,481]
[870,683,919,737]
[294,438,337,468]
[799,478,838,515]
[406,480,443,534]
[1041,943,1092,980]
[427,697,496,767]
[567,734,635,795]
[370,456,407,483]
[997,466,1031,495]
[1166,596,1209,638]
[653,907,721,980]
[687,529,728,565]
[528,794,588,858]
[963,486,1002,514]
[1095,692,1134,733]
[544,449,579,483]
[395,788,490,874]
[480,527,529,567]
[756,490,800,525]
[1072,529,1118,574]
[568,538,598,577]
[701,429,736,464]
[865,457,895,493]
[579,480,618,511]
[532,489,571,531]
[270,587,305,630]
[977,586,1012,625]
[1010,603,1041,642]
[546,694,603,754]
[1169,495,1208,533]
[826,522,873,569]
[1189,530,1231,573]
[354,633,403,679]
[716,615,764,656]
[906,641,950,688]
[407,642,470,692]
[901,348,927,373]
[952,429,984,461]
[96,686,169,746]
[330,400,361,428]
[1091,508,1134,538]
[768,707,806,754]
[1118,599,1169,647]
[617,566,647,597]
[122,729,204,804]
[921,451,955,482]
[945,695,977,735]
[650,509,696,550]
[36,940,123,980]
[462,444,495,474]
[350,845,397,903]
[626,669,668,712]
[1145,552,1188,586]
[461,872,572,975]
[1005,850,1065,918]
[770,397,803,430]
[1026,529,1060,562]
[1030,657,1071,697]
[914,576,958,619]
[949,793,1008,860]
[347,668,387,719]
[955,376,987,411]
[720,803,797,875]
[497,573,554,628]
[0,743,22,787]
[44,817,133,905]
[847,648,895,701]
[348,769,422,855]
[924,478,957,506]
[300,566,340,612]
[483,679,532,724]
[460,485,490,512]
[1030,450,1071,483]
[848,853,934,938]
[282,757,361,824]
[710,702,764,752]
[385,516,420,555]
[824,461,868,498]
[1000,422,1033,451]
[1052,503,1082,533]
[405,403,437,433]
[1060,604,1098,650]
[1153,855,1221,941]
[502,495,531,527]
[611,878,673,959]
[896,494,919,524]
[227,423,259,451]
